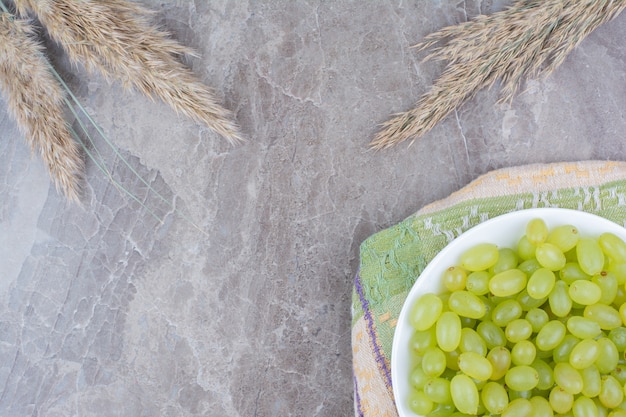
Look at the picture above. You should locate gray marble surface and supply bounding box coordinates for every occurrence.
[1,1,625,416]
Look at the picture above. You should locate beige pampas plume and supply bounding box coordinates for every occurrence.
[371,0,626,149]
[0,12,82,200]
[14,0,242,143]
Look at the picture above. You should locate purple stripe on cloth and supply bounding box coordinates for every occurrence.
[354,271,394,391]
[353,374,365,417]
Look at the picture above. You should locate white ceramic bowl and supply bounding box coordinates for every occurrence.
[391,207,626,417]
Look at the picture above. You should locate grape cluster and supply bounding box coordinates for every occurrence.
[406,218,626,417]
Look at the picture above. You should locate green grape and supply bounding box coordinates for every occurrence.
[548,224,580,252]
[526,308,550,333]
[410,327,437,355]
[554,362,584,395]
[609,262,626,285]
[569,280,602,305]
[536,242,567,271]
[517,289,547,311]
[491,248,519,274]
[549,281,573,318]
[458,351,493,380]
[422,347,447,377]
[566,316,602,339]
[460,243,499,272]
[609,411,626,417]
[508,389,533,401]
[443,266,467,292]
[489,269,528,297]
[488,346,512,380]
[450,374,479,415]
[444,349,460,371]
[610,365,626,385]
[528,268,557,299]
[511,340,537,366]
[530,396,554,417]
[465,271,490,295]
[459,327,487,356]
[410,365,429,389]
[506,319,533,343]
[577,238,605,276]
[532,358,556,390]
[600,233,626,263]
[550,386,574,414]
[424,377,453,404]
[410,293,443,330]
[492,299,523,327]
[448,291,486,319]
[505,365,539,391]
[481,381,509,415]
[554,334,581,363]
[608,327,626,351]
[600,375,624,409]
[407,389,434,415]
[572,396,598,417]
[536,320,567,351]
[427,403,456,417]
[518,235,537,261]
[501,398,533,417]
[477,321,507,349]
[593,271,618,305]
[585,304,622,330]
[527,218,549,246]
[582,364,602,398]
[436,312,462,352]
[560,262,591,284]
[569,338,600,370]
[518,258,542,276]
[595,337,620,374]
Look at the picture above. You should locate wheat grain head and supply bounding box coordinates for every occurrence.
[15,0,242,144]
[0,12,82,200]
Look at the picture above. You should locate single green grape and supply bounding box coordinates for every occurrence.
[458,351,493,381]
[529,396,553,417]
[536,320,567,351]
[517,235,537,261]
[407,389,434,415]
[609,262,626,285]
[409,365,429,390]
[442,266,467,292]
[489,268,528,297]
[487,346,512,381]
[572,395,598,417]
[582,364,602,398]
[426,403,455,417]
[569,338,600,370]
[492,299,523,327]
[422,346,447,377]
[569,280,602,305]
[593,271,618,305]
[548,224,580,252]
[410,293,443,330]
[536,242,566,271]
[532,358,555,391]
[600,233,626,263]
[448,290,486,319]
[595,337,620,374]
[549,280,573,318]
[567,316,602,339]
[554,362,583,395]
[600,375,624,409]
[450,374,479,415]
[526,218,549,246]
[585,303,622,330]
[560,262,590,284]
[477,321,507,349]
[511,340,537,366]
[409,327,437,355]
[516,289,547,311]
[550,386,574,414]
[527,267,556,299]
[459,327,487,356]
[501,398,533,417]
[481,381,509,415]
[490,248,519,275]
[423,377,453,405]
[460,243,499,272]
[465,271,490,296]
[504,365,539,391]
[518,258,542,276]
[577,238,605,276]
[506,319,533,343]
[608,327,626,351]
[436,312,462,352]
[526,308,549,333]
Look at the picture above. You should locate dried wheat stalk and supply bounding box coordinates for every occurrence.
[371,0,626,149]
[15,0,242,143]
[0,12,82,200]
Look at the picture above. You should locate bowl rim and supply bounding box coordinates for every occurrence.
[391,207,626,417]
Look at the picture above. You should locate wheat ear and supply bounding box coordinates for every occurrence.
[0,12,82,200]
[371,0,626,149]
[15,0,242,143]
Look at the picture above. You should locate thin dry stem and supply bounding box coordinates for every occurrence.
[0,12,82,200]
[371,0,626,149]
[15,0,242,143]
